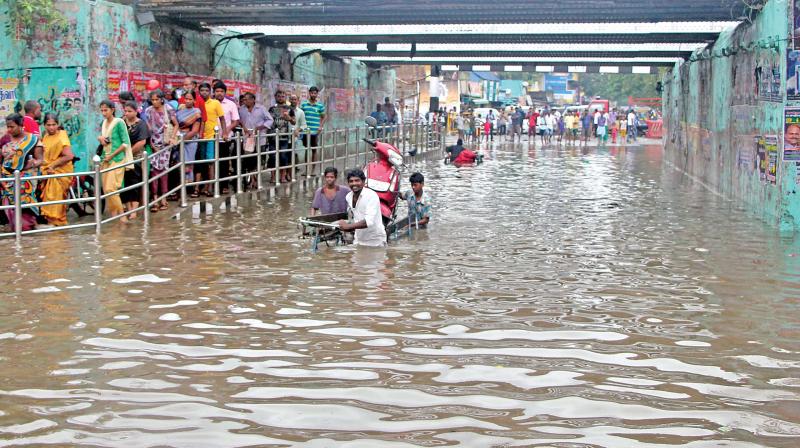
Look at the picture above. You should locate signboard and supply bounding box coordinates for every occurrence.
[544,74,573,95]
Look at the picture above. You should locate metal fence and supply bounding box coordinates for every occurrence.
[0,122,444,240]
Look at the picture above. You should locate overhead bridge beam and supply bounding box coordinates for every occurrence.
[266,33,720,45]
[322,50,693,59]
[140,0,748,25]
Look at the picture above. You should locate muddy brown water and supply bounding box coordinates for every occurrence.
[0,142,799,447]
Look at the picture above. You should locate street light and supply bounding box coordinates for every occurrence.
[210,33,266,71]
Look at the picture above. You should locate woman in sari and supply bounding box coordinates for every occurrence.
[40,114,74,226]
[121,101,150,220]
[0,113,43,231]
[177,90,201,195]
[144,89,178,212]
[97,99,131,221]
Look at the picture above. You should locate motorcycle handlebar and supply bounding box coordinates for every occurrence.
[362,138,377,146]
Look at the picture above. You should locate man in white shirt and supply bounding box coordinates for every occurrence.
[627,110,637,142]
[338,168,387,247]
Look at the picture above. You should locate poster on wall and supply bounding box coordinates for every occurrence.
[785,106,800,161]
[756,61,781,102]
[765,135,779,184]
[756,136,767,182]
[736,134,756,172]
[0,78,19,123]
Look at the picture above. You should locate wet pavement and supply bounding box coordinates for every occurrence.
[0,140,799,447]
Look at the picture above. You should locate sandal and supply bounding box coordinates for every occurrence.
[150,206,159,213]
[204,190,214,197]
[190,191,199,198]
[159,203,169,211]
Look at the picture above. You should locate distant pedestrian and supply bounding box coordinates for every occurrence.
[300,86,327,176]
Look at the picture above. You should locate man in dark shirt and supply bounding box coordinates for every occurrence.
[446,138,466,162]
[268,90,296,183]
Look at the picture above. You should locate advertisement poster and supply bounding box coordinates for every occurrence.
[787,51,800,101]
[785,107,800,161]
[765,135,779,184]
[756,60,781,102]
[736,134,756,172]
[0,78,19,122]
[756,136,767,182]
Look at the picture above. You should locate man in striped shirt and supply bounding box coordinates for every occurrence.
[300,86,327,176]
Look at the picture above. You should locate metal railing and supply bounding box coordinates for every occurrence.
[0,122,444,240]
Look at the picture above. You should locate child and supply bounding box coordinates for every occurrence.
[400,172,431,227]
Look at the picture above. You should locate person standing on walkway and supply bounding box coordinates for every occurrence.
[384,97,397,125]
[300,86,327,176]
[269,90,296,183]
[176,91,202,188]
[39,114,74,227]
[144,89,179,212]
[97,100,131,222]
[289,94,307,174]
[1,114,43,231]
[122,102,149,218]
[213,81,240,194]
[23,100,41,137]
[239,92,272,189]
[196,82,226,197]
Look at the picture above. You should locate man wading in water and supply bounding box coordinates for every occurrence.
[337,168,386,247]
[310,166,350,216]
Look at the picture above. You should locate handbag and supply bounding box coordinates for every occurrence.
[163,107,176,146]
[244,135,256,153]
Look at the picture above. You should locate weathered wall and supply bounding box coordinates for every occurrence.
[663,0,798,230]
[0,0,395,170]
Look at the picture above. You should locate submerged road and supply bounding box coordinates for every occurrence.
[0,141,799,447]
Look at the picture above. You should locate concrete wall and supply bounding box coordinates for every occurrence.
[663,0,798,230]
[0,0,395,170]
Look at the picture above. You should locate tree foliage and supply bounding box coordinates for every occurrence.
[578,69,666,104]
[4,0,67,37]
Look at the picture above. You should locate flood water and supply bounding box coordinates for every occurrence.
[1,141,799,447]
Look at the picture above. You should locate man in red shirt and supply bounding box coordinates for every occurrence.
[23,100,41,136]
[528,109,539,142]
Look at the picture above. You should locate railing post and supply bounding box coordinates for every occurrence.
[179,135,187,207]
[319,130,326,173]
[13,170,21,241]
[290,131,297,182]
[92,155,102,234]
[256,131,263,190]
[275,132,281,185]
[142,152,150,223]
[235,133,243,193]
[344,127,350,169]
[332,129,339,169]
[213,128,221,198]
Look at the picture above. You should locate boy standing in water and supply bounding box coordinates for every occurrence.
[400,172,431,227]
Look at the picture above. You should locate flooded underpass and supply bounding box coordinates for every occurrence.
[1,141,799,447]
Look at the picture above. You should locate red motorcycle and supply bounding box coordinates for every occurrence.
[362,137,403,222]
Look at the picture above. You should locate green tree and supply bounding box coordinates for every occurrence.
[579,69,666,104]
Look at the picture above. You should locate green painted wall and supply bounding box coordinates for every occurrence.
[663,0,798,230]
[0,0,395,171]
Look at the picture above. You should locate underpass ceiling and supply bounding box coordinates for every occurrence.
[139,1,751,68]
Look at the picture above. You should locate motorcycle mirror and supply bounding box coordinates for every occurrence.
[365,116,377,127]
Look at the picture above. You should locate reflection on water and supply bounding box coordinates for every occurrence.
[1,142,799,447]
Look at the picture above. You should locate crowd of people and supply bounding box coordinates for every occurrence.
[452,106,651,147]
[0,76,330,232]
